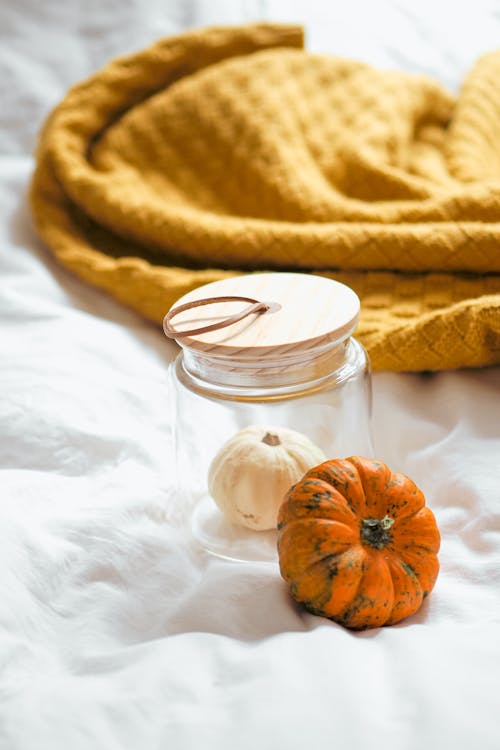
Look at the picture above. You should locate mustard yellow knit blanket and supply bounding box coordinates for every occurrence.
[30,24,500,371]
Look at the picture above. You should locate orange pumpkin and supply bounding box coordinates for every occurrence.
[277,456,440,629]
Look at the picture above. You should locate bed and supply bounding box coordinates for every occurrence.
[1,1,499,747]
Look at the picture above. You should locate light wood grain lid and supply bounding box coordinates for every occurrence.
[167,273,360,356]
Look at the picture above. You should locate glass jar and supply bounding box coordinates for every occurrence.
[165,272,373,563]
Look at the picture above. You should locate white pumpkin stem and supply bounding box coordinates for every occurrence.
[262,432,281,446]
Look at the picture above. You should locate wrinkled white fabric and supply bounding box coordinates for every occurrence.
[1,2,499,748]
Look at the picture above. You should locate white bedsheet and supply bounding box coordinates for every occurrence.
[1,2,499,748]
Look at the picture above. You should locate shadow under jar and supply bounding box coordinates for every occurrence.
[165,272,374,563]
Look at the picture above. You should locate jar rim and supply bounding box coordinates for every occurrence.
[177,337,367,395]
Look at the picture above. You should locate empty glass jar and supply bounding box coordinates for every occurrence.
[165,272,373,563]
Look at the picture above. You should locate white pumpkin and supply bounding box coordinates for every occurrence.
[207,425,326,531]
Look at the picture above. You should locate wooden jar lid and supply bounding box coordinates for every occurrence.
[165,273,360,357]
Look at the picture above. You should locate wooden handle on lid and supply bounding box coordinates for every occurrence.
[163,295,270,339]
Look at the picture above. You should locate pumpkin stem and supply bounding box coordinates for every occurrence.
[360,515,394,550]
[262,432,281,446]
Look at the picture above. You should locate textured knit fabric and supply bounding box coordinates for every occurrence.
[30,23,500,371]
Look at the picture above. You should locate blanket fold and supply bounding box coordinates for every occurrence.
[30,23,500,370]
